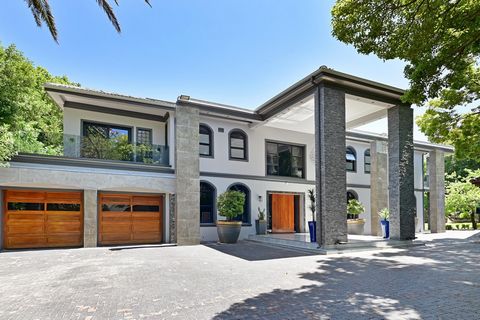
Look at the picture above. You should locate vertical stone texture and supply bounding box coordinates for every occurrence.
[429,150,446,233]
[388,105,416,240]
[0,189,3,250]
[83,189,98,248]
[175,105,200,245]
[370,140,388,236]
[169,193,177,243]
[314,85,348,246]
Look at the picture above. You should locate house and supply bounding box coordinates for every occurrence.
[0,67,452,250]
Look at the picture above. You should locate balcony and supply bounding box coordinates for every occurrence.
[13,133,171,172]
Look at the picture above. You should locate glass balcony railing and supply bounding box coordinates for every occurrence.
[61,134,169,166]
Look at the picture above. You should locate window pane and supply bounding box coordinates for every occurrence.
[266,143,277,154]
[292,146,302,156]
[230,138,244,148]
[199,133,210,145]
[267,164,278,175]
[365,164,371,173]
[231,149,245,159]
[199,145,211,156]
[47,203,81,211]
[346,161,354,171]
[8,202,44,211]
[102,204,131,212]
[200,182,215,224]
[133,205,160,212]
[137,129,152,145]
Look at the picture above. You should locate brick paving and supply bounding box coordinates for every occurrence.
[0,232,479,320]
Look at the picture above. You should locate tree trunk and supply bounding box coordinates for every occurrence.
[470,211,477,230]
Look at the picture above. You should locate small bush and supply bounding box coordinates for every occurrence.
[456,225,461,230]
[446,225,453,230]
[217,190,245,221]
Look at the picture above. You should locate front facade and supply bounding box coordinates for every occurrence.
[0,67,451,250]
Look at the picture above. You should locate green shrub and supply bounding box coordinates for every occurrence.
[347,199,365,219]
[378,208,390,221]
[217,190,245,221]
[456,224,461,230]
[446,225,453,230]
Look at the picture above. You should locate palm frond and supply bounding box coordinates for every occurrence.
[96,0,121,32]
[25,0,58,42]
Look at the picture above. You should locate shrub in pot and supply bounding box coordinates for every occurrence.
[378,208,390,239]
[255,207,267,235]
[347,199,365,235]
[216,190,245,243]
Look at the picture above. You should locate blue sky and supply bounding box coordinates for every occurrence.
[0,0,427,138]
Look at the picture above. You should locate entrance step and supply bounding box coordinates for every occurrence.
[247,234,425,254]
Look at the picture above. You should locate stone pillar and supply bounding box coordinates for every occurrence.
[175,105,200,245]
[429,150,446,233]
[314,84,347,246]
[388,105,416,240]
[370,140,388,236]
[169,194,177,243]
[83,189,98,248]
[0,189,4,251]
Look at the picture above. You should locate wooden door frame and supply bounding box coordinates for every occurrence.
[97,191,166,246]
[266,191,305,233]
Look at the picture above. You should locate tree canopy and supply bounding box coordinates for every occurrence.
[0,43,77,163]
[332,0,480,159]
[445,169,480,229]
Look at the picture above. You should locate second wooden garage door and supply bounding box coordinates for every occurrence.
[98,193,163,245]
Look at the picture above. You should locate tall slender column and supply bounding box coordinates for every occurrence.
[388,105,416,240]
[83,189,98,248]
[370,140,388,236]
[175,105,200,245]
[314,84,347,246]
[429,150,446,233]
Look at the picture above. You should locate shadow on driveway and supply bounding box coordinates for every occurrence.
[204,241,320,261]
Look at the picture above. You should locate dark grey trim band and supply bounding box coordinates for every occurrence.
[12,154,175,174]
[65,101,168,122]
[200,171,315,185]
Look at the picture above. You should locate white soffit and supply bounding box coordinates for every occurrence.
[263,95,315,134]
[345,94,394,129]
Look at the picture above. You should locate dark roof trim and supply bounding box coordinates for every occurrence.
[255,66,407,117]
[65,101,168,122]
[177,97,263,122]
[45,83,176,111]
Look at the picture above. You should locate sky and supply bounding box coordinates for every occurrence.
[0,0,428,140]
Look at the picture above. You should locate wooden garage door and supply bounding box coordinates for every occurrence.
[3,190,83,249]
[99,193,163,245]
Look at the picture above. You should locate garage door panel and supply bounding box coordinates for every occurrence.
[4,190,83,249]
[99,193,163,246]
[46,221,82,233]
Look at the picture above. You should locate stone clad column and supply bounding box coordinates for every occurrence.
[388,105,416,240]
[370,140,388,236]
[175,105,200,245]
[83,189,98,248]
[429,149,446,233]
[314,84,347,246]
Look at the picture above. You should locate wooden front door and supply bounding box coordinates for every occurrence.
[98,193,163,245]
[3,190,83,249]
[271,193,295,233]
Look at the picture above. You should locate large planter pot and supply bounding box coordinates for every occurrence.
[308,221,317,242]
[347,219,365,235]
[217,220,242,243]
[255,219,267,235]
[380,220,389,238]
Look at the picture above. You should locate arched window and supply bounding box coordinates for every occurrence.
[346,147,357,172]
[364,149,371,174]
[199,124,213,157]
[346,190,358,220]
[229,129,248,161]
[228,183,250,224]
[200,181,216,224]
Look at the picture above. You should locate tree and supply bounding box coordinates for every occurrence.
[445,169,480,230]
[25,0,152,42]
[0,43,77,163]
[445,154,480,183]
[331,1,480,159]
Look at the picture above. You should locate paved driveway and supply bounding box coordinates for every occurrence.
[0,232,479,320]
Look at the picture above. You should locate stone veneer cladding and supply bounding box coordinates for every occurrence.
[429,150,446,233]
[388,105,416,240]
[169,194,177,243]
[175,105,201,245]
[83,189,98,247]
[314,84,348,246]
[370,140,388,236]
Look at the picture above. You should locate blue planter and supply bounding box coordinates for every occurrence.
[308,221,317,242]
[380,220,389,239]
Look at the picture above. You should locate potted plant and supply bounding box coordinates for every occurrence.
[255,207,267,235]
[347,199,365,235]
[216,190,245,243]
[378,208,390,238]
[307,189,316,242]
